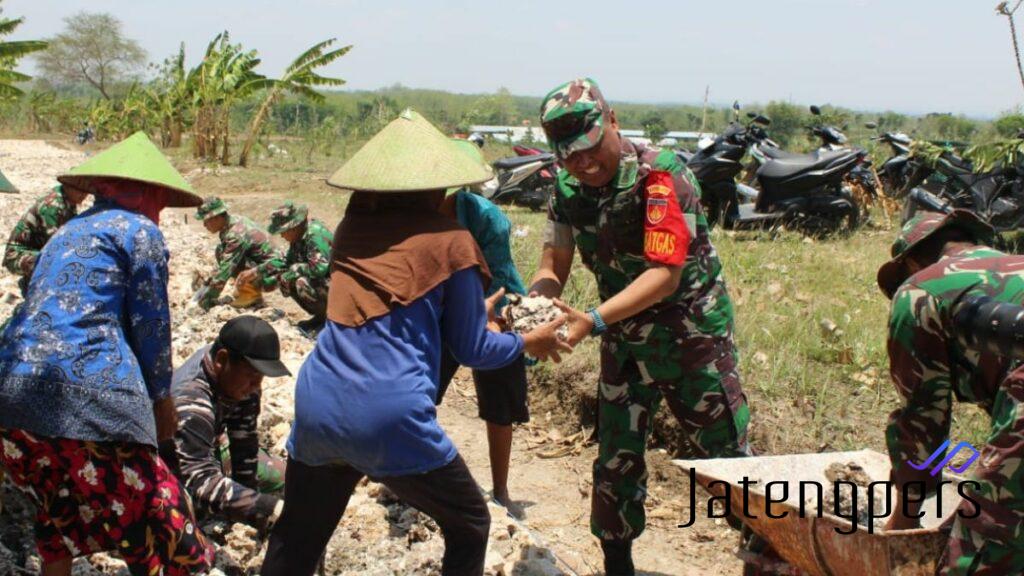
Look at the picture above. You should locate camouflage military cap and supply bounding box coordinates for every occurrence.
[877,209,995,298]
[196,196,228,221]
[540,77,609,160]
[268,201,308,234]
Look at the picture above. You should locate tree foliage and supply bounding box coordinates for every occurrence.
[993,112,1024,137]
[238,38,350,166]
[0,1,47,99]
[641,112,667,142]
[35,12,146,99]
[763,101,808,147]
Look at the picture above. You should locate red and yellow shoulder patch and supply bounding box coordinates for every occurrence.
[643,171,690,266]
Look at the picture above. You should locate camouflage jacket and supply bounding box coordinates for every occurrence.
[886,246,1023,491]
[162,345,279,529]
[547,139,729,335]
[258,218,332,288]
[2,186,78,276]
[202,215,282,305]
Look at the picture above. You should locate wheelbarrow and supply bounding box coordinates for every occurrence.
[673,450,961,576]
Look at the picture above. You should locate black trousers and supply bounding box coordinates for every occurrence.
[260,455,491,576]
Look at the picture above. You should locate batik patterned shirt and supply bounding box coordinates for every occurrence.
[0,200,171,447]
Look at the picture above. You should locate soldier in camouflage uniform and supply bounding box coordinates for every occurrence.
[262,201,332,335]
[2,184,88,295]
[529,78,750,575]
[878,210,1024,575]
[159,316,291,532]
[194,196,283,310]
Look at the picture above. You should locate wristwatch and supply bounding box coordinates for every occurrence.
[587,307,607,336]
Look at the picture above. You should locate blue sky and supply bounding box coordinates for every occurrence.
[8,0,1021,117]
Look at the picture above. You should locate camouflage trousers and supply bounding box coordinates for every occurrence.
[591,317,751,541]
[280,276,327,317]
[216,443,286,494]
[941,372,1024,575]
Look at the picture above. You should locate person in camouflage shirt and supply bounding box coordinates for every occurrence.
[529,78,751,575]
[260,201,331,335]
[159,316,291,532]
[2,184,88,294]
[194,196,283,310]
[878,209,1024,575]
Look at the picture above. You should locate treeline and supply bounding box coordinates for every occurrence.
[10,81,1023,160]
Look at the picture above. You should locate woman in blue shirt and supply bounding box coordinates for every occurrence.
[0,133,213,576]
[261,111,570,576]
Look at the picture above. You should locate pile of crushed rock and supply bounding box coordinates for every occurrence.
[0,140,567,575]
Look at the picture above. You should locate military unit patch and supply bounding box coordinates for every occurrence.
[647,198,668,225]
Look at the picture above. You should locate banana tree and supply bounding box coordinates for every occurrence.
[237,38,350,166]
[0,12,48,98]
[150,43,193,147]
[189,32,271,163]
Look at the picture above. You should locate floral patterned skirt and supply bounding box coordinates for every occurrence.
[0,427,213,574]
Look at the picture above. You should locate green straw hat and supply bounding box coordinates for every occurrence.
[447,138,492,194]
[327,109,492,193]
[0,167,17,194]
[57,131,202,207]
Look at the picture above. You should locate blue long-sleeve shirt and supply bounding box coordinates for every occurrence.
[0,200,172,447]
[287,266,523,476]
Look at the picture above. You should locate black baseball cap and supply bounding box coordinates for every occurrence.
[215,316,292,377]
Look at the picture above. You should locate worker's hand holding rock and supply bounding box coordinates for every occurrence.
[554,299,594,346]
[521,316,573,363]
[484,288,508,332]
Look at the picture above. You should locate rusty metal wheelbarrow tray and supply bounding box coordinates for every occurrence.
[673,450,959,576]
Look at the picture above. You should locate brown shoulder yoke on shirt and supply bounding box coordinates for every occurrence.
[327,208,491,327]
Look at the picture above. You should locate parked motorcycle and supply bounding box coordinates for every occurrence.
[76,123,95,146]
[903,135,1024,234]
[870,127,913,197]
[479,145,558,212]
[683,112,769,227]
[806,106,883,210]
[685,111,864,233]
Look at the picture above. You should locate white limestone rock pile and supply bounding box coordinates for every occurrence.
[0,140,86,320]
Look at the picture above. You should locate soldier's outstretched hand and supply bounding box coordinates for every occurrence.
[553,299,594,346]
[522,316,573,363]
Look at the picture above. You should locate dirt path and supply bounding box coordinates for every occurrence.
[438,375,744,576]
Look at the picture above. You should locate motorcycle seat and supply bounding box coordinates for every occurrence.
[493,153,555,170]
[760,146,814,161]
[759,149,860,179]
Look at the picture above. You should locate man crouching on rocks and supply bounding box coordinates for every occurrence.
[159,316,293,532]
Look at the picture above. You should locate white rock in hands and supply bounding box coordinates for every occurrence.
[501,294,569,340]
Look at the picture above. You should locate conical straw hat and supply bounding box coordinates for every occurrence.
[328,109,492,193]
[0,167,17,194]
[57,131,202,207]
